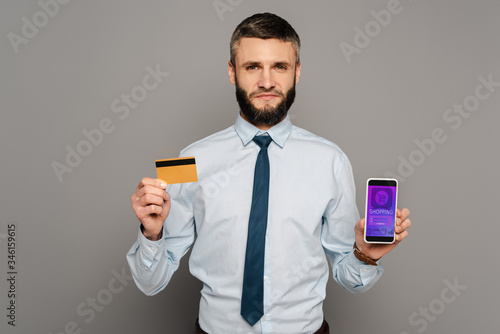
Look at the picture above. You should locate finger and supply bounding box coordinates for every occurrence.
[136,184,169,201]
[399,218,412,232]
[136,177,156,192]
[395,229,409,242]
[160,196,171,218]
[138,193,166,208]
[132,191,165,213]
[395,218,412,233]
[130,193,139,203]
[354,218,364,230]
[354,218,365,237]
[136,177,167,192]
[136,204,163,219]
[397,208,410,221]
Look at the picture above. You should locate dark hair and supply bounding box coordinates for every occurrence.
[230,12,301,66]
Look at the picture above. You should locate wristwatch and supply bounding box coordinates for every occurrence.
[353,242,379,266]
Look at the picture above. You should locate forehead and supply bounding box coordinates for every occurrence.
[234,37,296,64]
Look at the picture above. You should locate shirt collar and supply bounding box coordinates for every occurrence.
[234,113,292,148]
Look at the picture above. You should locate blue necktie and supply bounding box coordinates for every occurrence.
[241,135,272,326]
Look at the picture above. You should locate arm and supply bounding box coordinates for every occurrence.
[322,155,412,293]
[321,155,383,293]
[126,177,195,296]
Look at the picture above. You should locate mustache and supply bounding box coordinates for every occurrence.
[248,88,285,99]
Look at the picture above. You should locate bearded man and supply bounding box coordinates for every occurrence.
[127,12,411,334]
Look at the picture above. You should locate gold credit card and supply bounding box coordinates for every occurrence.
[155,157,198,184]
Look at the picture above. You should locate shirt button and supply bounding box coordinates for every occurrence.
[263,315,269,321]
[264,276,269,281]
[150,246,156,252]
[143,266,148,270]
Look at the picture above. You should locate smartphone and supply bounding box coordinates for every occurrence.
[364,178,398,244]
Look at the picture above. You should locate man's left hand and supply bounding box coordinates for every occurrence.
[354,208,411,261]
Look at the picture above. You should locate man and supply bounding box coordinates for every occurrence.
[127,13,411,334]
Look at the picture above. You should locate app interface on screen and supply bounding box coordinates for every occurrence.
[366,185,396,237]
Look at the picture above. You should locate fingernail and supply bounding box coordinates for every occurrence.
[160,182,166,188]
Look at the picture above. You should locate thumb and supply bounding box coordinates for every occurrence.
[160,192,171,220]
[355,218,365,237]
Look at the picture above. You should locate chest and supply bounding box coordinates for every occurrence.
[188,145,336,235]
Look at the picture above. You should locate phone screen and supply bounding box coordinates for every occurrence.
[365,179,398,243]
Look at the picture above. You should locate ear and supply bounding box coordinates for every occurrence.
[295,62,301,84]
[228,60,236,85]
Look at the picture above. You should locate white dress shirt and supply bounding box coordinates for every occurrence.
[127,114,383,334]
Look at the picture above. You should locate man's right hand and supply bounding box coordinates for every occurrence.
[131,177,171,241]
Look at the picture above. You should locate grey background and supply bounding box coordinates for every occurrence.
[1,0,499,333]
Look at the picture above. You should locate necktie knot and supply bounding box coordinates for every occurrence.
[253,135,272,149]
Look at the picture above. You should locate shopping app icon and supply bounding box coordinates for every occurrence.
[371,187,392,209]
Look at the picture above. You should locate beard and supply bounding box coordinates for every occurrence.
[235,77,296,127]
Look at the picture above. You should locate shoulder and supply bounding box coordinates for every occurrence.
[288,125,351,175]
[180,125,236,156]
[289,125,346,158]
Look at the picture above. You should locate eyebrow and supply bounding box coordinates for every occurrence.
[274,61,291,68]
[241,60,292,68]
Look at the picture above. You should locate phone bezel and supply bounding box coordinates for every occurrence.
[364,178,398,244]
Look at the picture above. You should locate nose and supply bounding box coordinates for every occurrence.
[258,67,275,90]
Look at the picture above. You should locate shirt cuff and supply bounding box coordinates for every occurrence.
[348,251,383,285]
[137,228,165,268]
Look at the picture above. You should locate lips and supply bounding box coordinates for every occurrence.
[255,93,279,101]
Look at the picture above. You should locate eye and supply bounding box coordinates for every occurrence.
[275,65,287,71]
[246,65,259,70]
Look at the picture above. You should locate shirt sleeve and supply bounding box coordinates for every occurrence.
[126,182,195,296]
[321,153,384,293]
